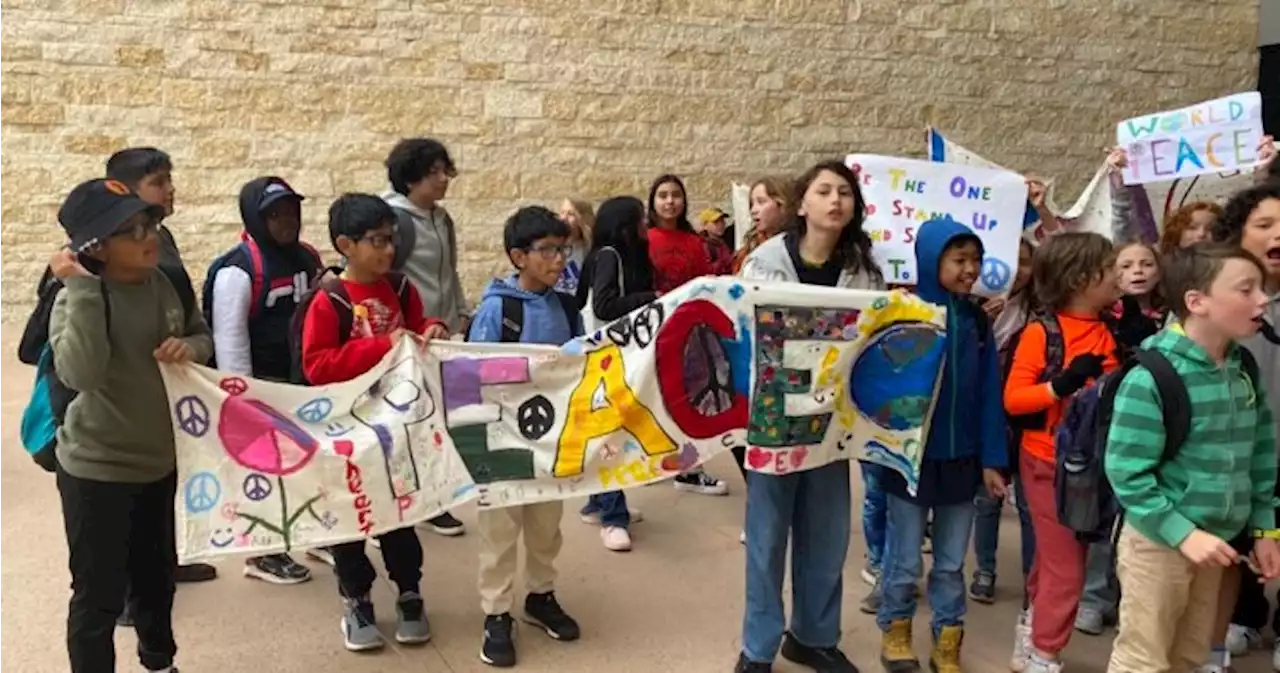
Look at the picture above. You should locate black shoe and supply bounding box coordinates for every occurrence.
[481,613,516,668]
[780,633,859,673]
[243,554,312,585]
[968,571,995,604]
[523,592,580,641]
[735,652,773,672]
[426,512,466,537]
[174,563,217,583]
[116,602,135,627]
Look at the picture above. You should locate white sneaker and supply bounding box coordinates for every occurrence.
[739,530,746,545]
[1272,638,1280,671]
[1226,623,1264,656]
[305,548,335,567]
[1011,608,1033,672]
[601,526,632,552]
[580,509,643,525]
[859,564,879,586]
[1024,652,1063,673]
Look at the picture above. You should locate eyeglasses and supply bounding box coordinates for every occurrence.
[525,244,574,260]
[111,217,160,242]
[360,232,399,250]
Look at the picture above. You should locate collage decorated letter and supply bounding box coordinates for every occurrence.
[166,277,947,562]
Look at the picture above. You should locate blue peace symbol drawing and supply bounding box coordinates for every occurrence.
[981,258,1012,292]
[174,395,211,438]
[296,397,333,423]
[184,472,221,513]
[243,473,273,502]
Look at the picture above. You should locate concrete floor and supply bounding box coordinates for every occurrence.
[0,335,1273,673]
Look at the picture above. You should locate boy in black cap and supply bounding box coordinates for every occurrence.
[50,178,213,673]
[202,176,322,584]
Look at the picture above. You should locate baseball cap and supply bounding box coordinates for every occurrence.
[697,207,728,226]
[258,178,305,211]
[57,178,165,253]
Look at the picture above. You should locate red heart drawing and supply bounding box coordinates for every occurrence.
[790,447,809,468]
[601,354,613,371]
[746,447,771,469]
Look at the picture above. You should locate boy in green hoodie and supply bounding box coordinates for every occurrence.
[1105,243,1280,672]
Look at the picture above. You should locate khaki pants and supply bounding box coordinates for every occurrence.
[1108,525,1224,673]
[477,501,564,615]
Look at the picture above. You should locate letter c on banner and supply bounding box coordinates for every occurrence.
[655,299,748,438]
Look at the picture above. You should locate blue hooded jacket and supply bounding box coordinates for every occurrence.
[468,274,584,346]
[881,217,1008,505]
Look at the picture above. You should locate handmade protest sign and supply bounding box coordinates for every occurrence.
[846,154,1028,295]
[165,277,946,562]
[1117,92,1264,186]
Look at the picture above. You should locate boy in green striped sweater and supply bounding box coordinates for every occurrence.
[1104,244,1280,672]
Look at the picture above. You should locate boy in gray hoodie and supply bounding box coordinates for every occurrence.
[50,178,213,673]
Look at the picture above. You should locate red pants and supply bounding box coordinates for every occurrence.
[1022,451,1088,654]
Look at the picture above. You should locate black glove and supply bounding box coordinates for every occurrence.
[1050,353,1106,398]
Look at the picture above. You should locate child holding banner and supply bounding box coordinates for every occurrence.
[470,206,584,668]
[735,160,884,673]
[876,217,1009,673]
[299,194,450,652]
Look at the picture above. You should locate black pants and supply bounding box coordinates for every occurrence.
[1232,562,1279,632]
[58,467,177,673]
[331,527,422,599]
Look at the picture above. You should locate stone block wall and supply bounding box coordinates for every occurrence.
[0,0,1259,321]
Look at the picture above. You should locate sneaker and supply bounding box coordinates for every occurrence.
[395,591,431,644]
[740,530,746,545]
[601,526,632,552]
[1195,648,1230,673]
[305,547,335,567]
[929,625,963,673]
[340,596,383,652]
[968,571,995,604]
[1273,638,1280,671]
[1010,608,1033,672]
[734,652,773,672]
[1226,623,1264,656]
[860,563,879,586]
[524,591,580,641]
[880,618,919,672]
[1073,608,1104,636]
[480,613,516,668]
[781,632,859,672]
[673,471,729,496]
[243,554,312,585]
[174,563,217,583]
[859,577,882,615]
[1024,652,1063,673]
[425,512,466,536]
[580,509,643,525]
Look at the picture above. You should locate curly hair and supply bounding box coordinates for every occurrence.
[1213,181,1280,245]
[1159,200,1222,254]
[1032,232,1116,311]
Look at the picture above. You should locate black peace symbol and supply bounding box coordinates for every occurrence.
[605,318,632,347]
[243,473,273,502]
[516,395,555,440]
[686,325,735,416]
[981,258,1012,292]
[174,395,210,438]
[632,303,666,349]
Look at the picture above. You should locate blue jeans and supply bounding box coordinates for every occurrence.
[861,463,887,572]
[581,491,630,528]
[878,493,975,637]
[1080,540,1118,615]
[972,476,1035,581]
[742,461,852,663]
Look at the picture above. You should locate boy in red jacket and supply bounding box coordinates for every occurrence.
[300,193,448,651]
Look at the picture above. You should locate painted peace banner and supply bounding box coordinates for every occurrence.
[165,277,946,562]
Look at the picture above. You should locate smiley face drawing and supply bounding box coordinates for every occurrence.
[209,527,236,548]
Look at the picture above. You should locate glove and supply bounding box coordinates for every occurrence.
[1050,353,1106,398]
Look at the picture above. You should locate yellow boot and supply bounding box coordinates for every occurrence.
[881,618,921,672]
[929,625,964,673]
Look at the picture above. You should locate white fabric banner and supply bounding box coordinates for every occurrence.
[1117,92,1265,185]
[166,278,946,562]
[846,154,1028,296]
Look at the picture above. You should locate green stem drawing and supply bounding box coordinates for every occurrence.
[235,481,326,551]
[278,476,289,549]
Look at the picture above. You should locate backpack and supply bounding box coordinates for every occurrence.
[201,235,323,323]
[18,266,195,472]
[287,270,413,385]
[1053,346,1260,542]
[471,293,582,343]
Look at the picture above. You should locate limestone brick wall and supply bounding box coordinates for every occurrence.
[0,0,1259,322]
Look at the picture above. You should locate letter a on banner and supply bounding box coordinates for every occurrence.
[554,345,676,477]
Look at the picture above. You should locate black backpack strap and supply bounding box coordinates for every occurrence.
[385,271,414,318]
[322,278,355,343]
[18,267,61,365]
[1238,345,1261,390]
[555,291,582,338]
[1130,349,1192,461]
[500,295,523,343]
[1039,312,1066,380]
[158,265,196,323]
[390,208,418,271]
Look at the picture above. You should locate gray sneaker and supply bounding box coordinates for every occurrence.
[1074,607,1105,636]
[395,591,431,644]
[859,577,883,615]
[341,596,384,651]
